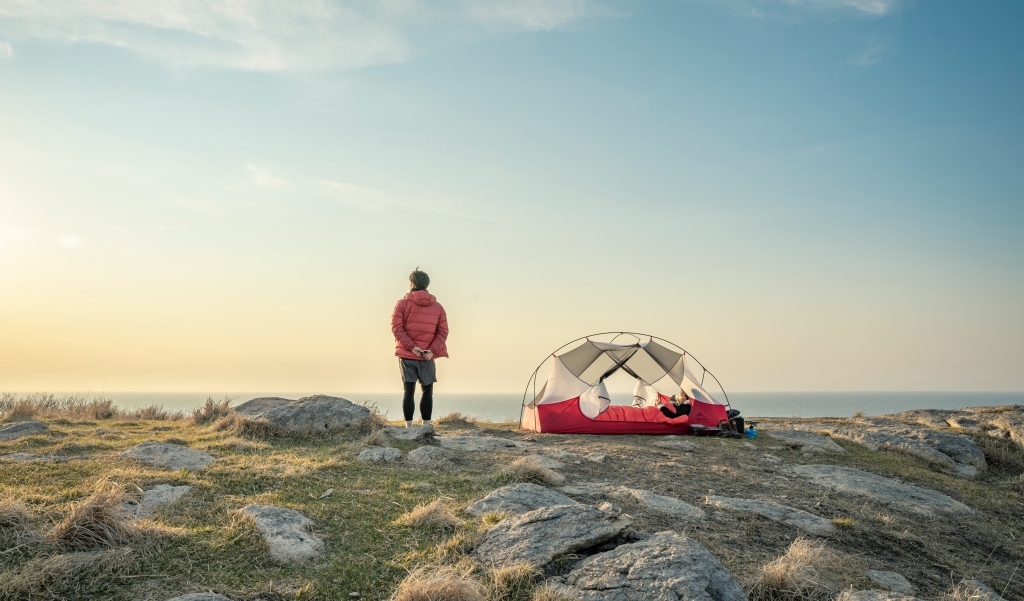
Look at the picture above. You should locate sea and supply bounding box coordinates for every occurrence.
[59,391,1024,423]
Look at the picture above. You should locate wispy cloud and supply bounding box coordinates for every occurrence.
[722,0,905,18]
[246,165,288,188]
[317,180,482,218]
[0,0,600,72]
[852,37,886,66]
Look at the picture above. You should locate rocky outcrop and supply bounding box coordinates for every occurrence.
[0,421,49,441]
[241,504,325,564]
[122,442,216,470]
[552,531,747,601]
[865,570,915,594]
[234,395,370,434]
[127,484,193,517]
[384,424,435,442]
[405,445,455,467]
[474,503,632,568]
[437,436,534,452]
[465,483,578,517]
[892,405,1024,448]
[561,483,704,521]
[707,497,835,535]
[783,418,985,479]
[791,465,972,515]
[764,430,847,453]
[357,447,401,463]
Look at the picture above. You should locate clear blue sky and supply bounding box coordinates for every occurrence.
[1,0,1022,393]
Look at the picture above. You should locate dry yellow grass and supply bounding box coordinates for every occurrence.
[47,479,157,553]
[363,428,390,447]
[486,563,540,601]
[0,547,137,601]
[0,499,32,530]
[0,392,182,421]
[395,498,463,530]
[391,564,486,601]
[745,537,845,601]
[529,585,573,601]
[436,412,477,428]
[495,458,564,486]
[191,396,234,426]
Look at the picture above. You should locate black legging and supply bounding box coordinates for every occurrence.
[660,402,691,419]
[403,381,433,421]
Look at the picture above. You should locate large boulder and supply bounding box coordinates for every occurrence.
[241,504,325,564]
[474,503,632,568]
[552,531,747,601]
[122,442,216,470]
[234,395,370,434]
[466,483,579,517]
[0,421,49,441]
[706,497,835,536]
[791,465,972,516]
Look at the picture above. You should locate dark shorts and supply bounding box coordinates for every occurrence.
[399,358,437,385]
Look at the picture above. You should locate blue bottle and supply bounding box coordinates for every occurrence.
[745,428,756,438]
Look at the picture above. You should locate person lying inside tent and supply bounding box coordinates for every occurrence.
[659,391,692,419]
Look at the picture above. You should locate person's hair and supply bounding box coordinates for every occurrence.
[410,268,430,290]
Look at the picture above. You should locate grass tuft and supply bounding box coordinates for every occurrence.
[0,392,182,422]
[363,428,390,447]
[391,564,486,601]
[436,412,477,428]
[530,585,573,601]
[191,396,234,426]
[745,537,845,601]
[485,563,540,601]
[0,547,137,601]
[975,434,1024,472]
[495,458,564,486]
[47,480,158,553]
[395,498,463,530]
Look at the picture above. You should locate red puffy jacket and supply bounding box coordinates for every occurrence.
[392,290,449,360]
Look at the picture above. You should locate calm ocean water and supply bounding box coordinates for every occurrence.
[61,390,1024,422]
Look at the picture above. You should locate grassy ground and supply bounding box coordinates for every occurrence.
[2,400,1024,600]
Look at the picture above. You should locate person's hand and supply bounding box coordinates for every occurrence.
[423,350,434,361]
[412,347,424,357]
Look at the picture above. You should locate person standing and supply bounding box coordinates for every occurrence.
[391,268,448,427]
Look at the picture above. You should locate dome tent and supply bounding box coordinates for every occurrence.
[520,332,731,435]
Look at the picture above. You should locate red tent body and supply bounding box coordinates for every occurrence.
[522,396,729,435]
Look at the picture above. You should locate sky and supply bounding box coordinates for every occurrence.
[0,0,1022,395]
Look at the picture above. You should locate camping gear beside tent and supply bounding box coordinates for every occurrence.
[520,332,732,435]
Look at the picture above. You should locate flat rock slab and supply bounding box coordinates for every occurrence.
[242,504,325,564]
[785,418,985,479]
[764,430,847,453]
[466,483,579,517]
[839,590,920,601]
[1,452,65,462]
[234,395,369,434]
[474,503,632,568]
[560,483,703,521]
[358,447,401,463]
[865,570,915,594]
[553,531,746,601]
[437,436,534,452]
[653,437,699,451]
[405,445,455,467]
[165,595,234,601]
[122,442,216,470]
[791,465,972,516]
[128,484,193,517]
[384,424,435,441]
[707,496,835,535]
[0,421,49,441]
[518,454,566,470]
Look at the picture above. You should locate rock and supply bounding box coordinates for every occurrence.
[0,421,49,441]
[653,436,698,451]
[865,570,916,594]
[791,465,972,516]
[892,406,1024,452]
[437,436,534,452]
[466,483,579,517]
[127,484,193,517]
[384,424,435,442]
[553,531,746,601]
[546,450,584,462]
[122,442,216,470]
[838,590,920,601]
[987,428,1009,439]
[241,504,325,564]
[357,447,401,463]
[1,452,65,462]
[518,454,566,470]
[234,395,370,434]
[959,579,1008,601]
[559,483,703,521]
[707,497,835,535]
[586,453,606,463]
[786,417,985,479]
[405,445,455,467]
[95,428,123,435]
[474,503,632,568]
[164,594,234,601]
[764,430,847,453]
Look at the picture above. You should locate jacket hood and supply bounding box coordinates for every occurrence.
[406,290,436,306]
